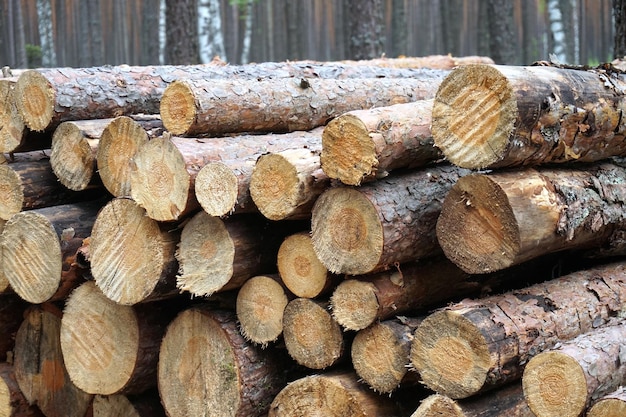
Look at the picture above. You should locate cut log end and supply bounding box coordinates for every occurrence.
[436,174,520,274]
[195,162,239,217]
[311,187,383,275]
[330,279,379,331]
[432,64,516,169]
[93,395,142,417]
[250,153,302,221]
[410,310,491,399]
[50,121,96,191]
[587,391,626,417]
[0,165,24,220]
[320,114,377,186]
[276,233,330,298]
[0,78,26,153]
[160,80,196,136]
[14,70,55,132]
[410,394,464,417]
[522,351,587,417]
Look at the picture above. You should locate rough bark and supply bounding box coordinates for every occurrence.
[346,0,384,60]
[160,76,444,136]
[0,362,45,417]
[432,64,626,169]
[321,99,441,186]
[333,55,494,69]
[268,370,400,417]
[0,295,29,362]
[13,304,93,417]
[522,320,626,417]
[311,164,470,275]
[614,0,626,59]
[92,392,166,417]
[158,306,289,417]
[1,200,101,304]
[587,386,626,417]
[410,261,626,399]
[436,160,626,274]
[89,198,180,305]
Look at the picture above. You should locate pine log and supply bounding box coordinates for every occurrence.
[411,384,535,417]
[13,304,93,417]
[1,200,101,304]
[160,76,443,136]
[0,295,29,362]
[282,298,344,369]
[276,232,338,298]
[158,306,289,417]
[409,261,626,399]
[321,99,441,185]
[60,281,182,395]
[587,386,626,417]
[235,274,291,347]
[432,64,626,169]
[522,320,626,417]
[268,370,401,417]
[95,115,164,198]
[176,210,304,297]
[351,317,422,394]
[92,392,166,417]
[311,164,470,275]
[436,161,626,274]
[296,55,493,71]
[89,198,180,305]
[0,362,45,417]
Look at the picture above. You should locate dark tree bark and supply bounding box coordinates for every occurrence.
[486,0,517,64]
[346,0,384,60]
[391,0,408,57]
[440,0,463,56]
[141,0,161,65]
[614,0,626,58]
[165,0,199,64]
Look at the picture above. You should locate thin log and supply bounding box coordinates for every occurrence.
[1,200,102,304]
[0,362,45,417]
[0,295,29,362]
[158,306,289,417]
[92,392,166,417]
[522,320,626,417]
[311,164,470,275]
[410,261,626,399]
[13,304,93,417]
[321,99,441,186]
[587,387,626,417]
[432,64,626,169]
[436,160,626,274]
[89,198,180,305]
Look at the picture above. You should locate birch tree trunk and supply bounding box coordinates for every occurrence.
[198,0,226,63]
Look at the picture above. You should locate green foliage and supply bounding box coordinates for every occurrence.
[25,44,42,68]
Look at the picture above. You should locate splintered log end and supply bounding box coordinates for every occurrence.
[276,232,330,298]
[432,64,516,169]
[282,298,343,369]
[311,187,383,275]
[330,279,379,331]
[410,394,464,417]
[96,116,149,197]
[410,310,491,399]
[2,212,61,303]
[250,153,303,221]
[320,114,377,186]
[0,79,26,153]
[160,80,196,136]
[0,165,24,220]
[176,211,234,297]
[522,351,587,417]
[51,122,96,191]
[195,162,239,217]
[14,70,55,132]
[236,275,288,347]
[436,174,520,274]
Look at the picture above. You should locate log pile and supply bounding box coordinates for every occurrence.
[5,56,626,417]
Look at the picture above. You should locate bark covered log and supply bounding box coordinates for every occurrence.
[432,64,626,169]
[587,386,626,417]
[0,295,30,362]
[0,362,45,417]
[335,55,494,69]
[0,219,7,293]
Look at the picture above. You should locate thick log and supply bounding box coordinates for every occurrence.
[321,99,441,186]
[0,295,29,361]
[410,261,626,399]
[60,281,182,395]
[432,64,626,169]
[268,370,401,417]
[0,362,45,417]
[276,232,338,298]
[282,298,344,369]
[158,306,289,417]
[92,392,166,417]
[336,55,494,69]
[436,161,626,274]
[13,304,93,417]
[522,320,626,417]
[587,387,626,417]
[160,76,444,136]
[89,198,179,305]
[1,200,102,304]
[351,317,422,394]
[311,164,470,275]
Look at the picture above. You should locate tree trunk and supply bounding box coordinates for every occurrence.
[436,161,626,274]
[320,99,441,186]
[614,0,626,59]
[432,64,626,170]
[486,0,517,64]
[89,198,180,305]
[2,200,102,304]
[410,261,626,399]
[198,0,226,63]
[164,0,199,65]
[346,0,384,60]
[92,392,166,417]
[158,306,289,417]
[13,304,93,417]
[587,386,626,417]
[0,362,45,417]
[522,320,626,417]
[311,164,470,275]
[0,295,29,361]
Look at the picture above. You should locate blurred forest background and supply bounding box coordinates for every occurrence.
[0,0,617,69]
